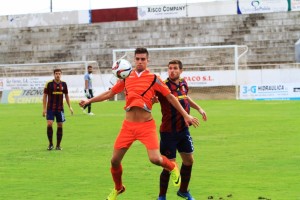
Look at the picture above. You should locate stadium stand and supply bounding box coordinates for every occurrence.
[0,11,299,68]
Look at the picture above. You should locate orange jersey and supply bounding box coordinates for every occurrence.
[112,69,171,112]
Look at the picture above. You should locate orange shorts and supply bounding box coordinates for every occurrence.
[114,119,159,150]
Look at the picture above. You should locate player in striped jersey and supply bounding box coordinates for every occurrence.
[156,60,207,200]
[43,69,73,150]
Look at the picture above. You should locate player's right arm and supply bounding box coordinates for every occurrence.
[42,82,49,117]
[79,79,124,107]
[79,89,116,107]
[42,93,47,117]
[79,86,116,107]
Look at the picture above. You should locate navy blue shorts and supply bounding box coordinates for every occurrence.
[46,110,66,123]
[160,127,194,159]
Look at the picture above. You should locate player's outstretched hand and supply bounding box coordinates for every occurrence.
[184,115,199,128]
[79,99,88,107]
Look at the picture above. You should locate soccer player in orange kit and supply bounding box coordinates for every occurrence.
[79,47,199,200]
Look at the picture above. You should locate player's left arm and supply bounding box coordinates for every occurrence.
[165,93,199,127]
[154,75,199,127]
[65,94,73,115]
[64,83,73,115]
[84,78,90,98]
[42,82,49,117]
[187,96,207,121]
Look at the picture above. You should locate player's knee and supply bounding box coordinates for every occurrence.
[110,159,121,167]
[149,156,161,165]
[183,158,194,166]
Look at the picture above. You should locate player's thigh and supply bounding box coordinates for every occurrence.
[137,120,159,150]
[177,129,194,154]
[46,110,54,126]
[55,111,66,123]
[114,121,135,149]
[160,132,178,159]
[46,110,54,120]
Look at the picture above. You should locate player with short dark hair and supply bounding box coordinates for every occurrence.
[156,59,207,200]
[43,69,73,150]
[82,65,94,115]
[79,48,200,200]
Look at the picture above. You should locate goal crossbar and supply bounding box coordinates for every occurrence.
[113,45,248,100]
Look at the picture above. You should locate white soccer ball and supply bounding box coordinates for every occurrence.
[112,59,132,79]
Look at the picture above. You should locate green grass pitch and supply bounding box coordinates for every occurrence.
[0,100,299,200]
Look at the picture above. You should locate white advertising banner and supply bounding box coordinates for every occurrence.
[238,0,288,14]
[188,1,236,17]
[2,69,300,103]
[0,74,114,104]
[160,68,300,88]
[2,76,51,90]
[138,4,187,20]
[240,83,300,100]
[291,0,300,11]
[160,70,236,87]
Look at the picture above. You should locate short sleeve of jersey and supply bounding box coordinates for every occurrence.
[84,73,89,80]
[153,75,171,96]
[111,79,125,94]
[183,79,189,94]
[44,81,49,94]
[63,82,68,94]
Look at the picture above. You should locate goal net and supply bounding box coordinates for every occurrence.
[0,61,111,104]
[112,45,248,100]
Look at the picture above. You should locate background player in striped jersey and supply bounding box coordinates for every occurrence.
[156,60,207,200]
[43,69,73,150]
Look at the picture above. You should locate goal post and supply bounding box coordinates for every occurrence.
[112,45,248,100]
[0,61,110,104]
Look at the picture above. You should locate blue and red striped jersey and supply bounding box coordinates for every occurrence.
[157,78,190,133]
[44,80,68,112]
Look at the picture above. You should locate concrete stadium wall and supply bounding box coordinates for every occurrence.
[0,11,299,68]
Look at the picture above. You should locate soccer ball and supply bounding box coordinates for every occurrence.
[112,59,132,79]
